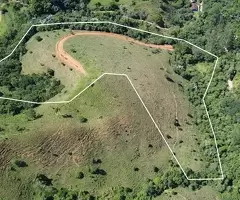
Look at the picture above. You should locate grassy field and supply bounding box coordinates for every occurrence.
[0,75,171,199]
[21,30,83,101]
[0,29,221,198]
[63,33,219,174]
[233,73,240,89]
[156,186,220,200]
[195,62,212,75]
[21,29,220,175]
[0,5,18,37]
[88,0,160,21]
[0,11,7,36]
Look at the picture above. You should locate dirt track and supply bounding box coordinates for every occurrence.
[56,31,174,75]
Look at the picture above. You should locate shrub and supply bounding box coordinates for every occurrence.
[153,167,159,173]
[93,168,107,175]
[71,48,77,53]
[35,36,43,42]
[92,158,102,164]
[89,166,107,175]
[152,49,161,54]
[62,114,73,118]
[77,172,84,179]
[36,174,53,186]
[134,167,139,172]
[16,126,25,131]
[165,74,175,82]
[47,68,55,76]
[25,108,37,121]
[174,119,180,127]
[80,116,88,123]
[14,160,28,167]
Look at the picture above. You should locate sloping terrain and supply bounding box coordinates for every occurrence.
[0,75,170,199]
[0,29,221,199]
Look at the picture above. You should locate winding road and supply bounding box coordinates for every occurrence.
[55,31,174,75]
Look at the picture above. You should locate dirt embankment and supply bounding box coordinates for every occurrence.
[55,31,174,75]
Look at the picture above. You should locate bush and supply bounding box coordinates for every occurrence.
[71,48,77,53]
[92,158,102,164]
[77,172,84,179]
[93,168,107,175]
[25,108,37,121]
[14,160,28,167]
[80,116,88,123]
[36,174,53,186]
[153,167,159,173]
[89,166,107,175]
[35,36,43,42]
[62,114,73,118]
[47,68,55,76]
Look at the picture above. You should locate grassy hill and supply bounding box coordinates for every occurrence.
[0,28,221,198]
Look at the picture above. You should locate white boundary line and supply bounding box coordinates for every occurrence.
[0,21,223,180]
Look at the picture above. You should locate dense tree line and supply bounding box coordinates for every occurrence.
[167,0,240,199]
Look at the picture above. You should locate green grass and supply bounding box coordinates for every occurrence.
[64,33,216,174]
[0,75,170,199]
[156,186,221,200]
[21,30,83,101]
[195,62,211,74]
[0,29,220,199]
[0,5,19,37]
[22,30,217,177]
[0,12,8,36]
[88,0,159,21]
[233,73,240,89]
[89,0,132,7]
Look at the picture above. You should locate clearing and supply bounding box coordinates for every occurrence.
[0,10,7,36]
[0,28,221,199]
[56,31,173,74]
[20,29,220,176]
[88,0,160,22]
[0,75,170,199]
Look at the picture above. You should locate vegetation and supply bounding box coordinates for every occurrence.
[0,0,239,199]
[168,0,240,199]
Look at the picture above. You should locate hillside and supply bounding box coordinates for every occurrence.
[0,0,239,199]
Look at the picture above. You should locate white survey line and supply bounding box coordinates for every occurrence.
[0,21,223,180]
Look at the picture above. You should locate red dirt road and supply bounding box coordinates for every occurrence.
[56,31,174,75]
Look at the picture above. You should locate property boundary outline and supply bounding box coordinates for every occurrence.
[0,21,224,181]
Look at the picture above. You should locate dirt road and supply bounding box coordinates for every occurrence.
[56,31,174,75]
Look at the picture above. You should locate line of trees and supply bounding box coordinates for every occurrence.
[167,0,240,199]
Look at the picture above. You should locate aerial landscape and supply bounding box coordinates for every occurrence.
[0,0,239,200]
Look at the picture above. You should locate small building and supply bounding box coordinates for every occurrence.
[191,2,198,11]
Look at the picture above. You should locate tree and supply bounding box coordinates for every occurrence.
[77,172,84,179]
[36,174,53,186]
[14,160,28,167]
[47,68,55,76]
